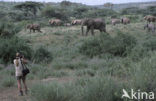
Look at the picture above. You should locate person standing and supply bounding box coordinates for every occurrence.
[13,52,28,96]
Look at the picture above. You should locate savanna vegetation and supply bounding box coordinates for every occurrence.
[0,1,156,101]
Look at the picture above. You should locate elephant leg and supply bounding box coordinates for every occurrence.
[33,29,35,33]
[86,27,90,36]
[91,27,94,36]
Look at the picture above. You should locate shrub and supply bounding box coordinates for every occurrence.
[0,22,21,38]
[52,58,88,70]
[0,37,32,64]
[1,76,15,87]
[130,53,156,94]
[33,46,53,63]
[79,33,137,57]
[80,77,123,101]
[143,36,156,51]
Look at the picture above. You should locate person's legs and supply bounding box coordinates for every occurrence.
[17,76,23,96]
[22,76,28,94]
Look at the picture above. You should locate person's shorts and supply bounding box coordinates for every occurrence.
[16,76,26,80]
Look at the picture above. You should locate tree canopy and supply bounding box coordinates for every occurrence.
[14,1,43,17]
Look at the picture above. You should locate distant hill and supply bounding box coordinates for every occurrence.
[94,1,156,11]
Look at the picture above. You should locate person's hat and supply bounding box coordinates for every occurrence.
[16,52,20,57]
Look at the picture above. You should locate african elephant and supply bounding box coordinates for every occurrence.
[111,18,120,25]
[121,17,130,25]
[49,19,63,26]
[26,24,42,33]
[144,23,156,33]
[144,15,156,23]
[71,19,82,25]
[81,18,106,36]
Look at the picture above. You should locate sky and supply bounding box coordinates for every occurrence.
[1,0,156,5]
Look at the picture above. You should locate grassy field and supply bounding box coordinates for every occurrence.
[0,21,156,101]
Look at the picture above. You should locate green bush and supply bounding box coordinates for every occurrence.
[79,77,123,101]
[79,33,137,57]
[33,46,53,63]
[129,53,156,94]
[143,36,156,51]
[0,37,32,64]
[0,22,21,38]
[1,76,15,87]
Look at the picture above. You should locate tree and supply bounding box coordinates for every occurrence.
[147,6,156,16]
[60,1,72,7]
[14,1,43,18]
[104,3,114,10]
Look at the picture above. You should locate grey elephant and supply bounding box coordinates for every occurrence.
[49,19,63,26]
[144,15,156,23]
[81,18,106,36]
[26,24,42,33]
[71,19,82,25]
[111,18,120,25]
[121,17,130,25]
[144,23,156,33]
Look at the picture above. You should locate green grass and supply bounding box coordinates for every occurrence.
[0,21,156,101]
[1,76,15,87]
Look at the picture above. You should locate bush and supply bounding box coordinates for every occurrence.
[33,46,53,63]
[52,58,88,70]
[0,37,32,64]
[1,76,15,87]
[79,33,137,57]
[129,53,156,94]
[143,36,156,51]
[42,6,68,21]
[79,77,123,101]
[0,22,21,38]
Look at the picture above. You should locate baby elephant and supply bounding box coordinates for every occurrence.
[144,23,156,33]
[26,24,42,33]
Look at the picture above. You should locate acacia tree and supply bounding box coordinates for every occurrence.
[14,1,43,18]
[60,1,72,7]
[104,3,114,10]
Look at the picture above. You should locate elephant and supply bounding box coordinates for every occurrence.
[71,19,82,25]
[49,19,63,26]
[26,24,42,33]
[121,17,130,25]
[64,23,71,27]
[111,18,120,25]
[81,18,106,36]
[144,23,156,33]
[144,15,156,23]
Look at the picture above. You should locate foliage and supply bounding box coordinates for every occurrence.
[33,46,53,63]
[31,82,73,101]
[14,1,43,18]
[1,76,15,87]
[79,32,137,57]
[0,22,21,38]
[0,37,32,64]
[42,6,68,21]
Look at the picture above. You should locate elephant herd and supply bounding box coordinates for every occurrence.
[26,15,156,35]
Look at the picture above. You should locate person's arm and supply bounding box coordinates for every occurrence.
[21,58,28,64]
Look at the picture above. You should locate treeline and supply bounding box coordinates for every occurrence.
[0,1,156,22]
